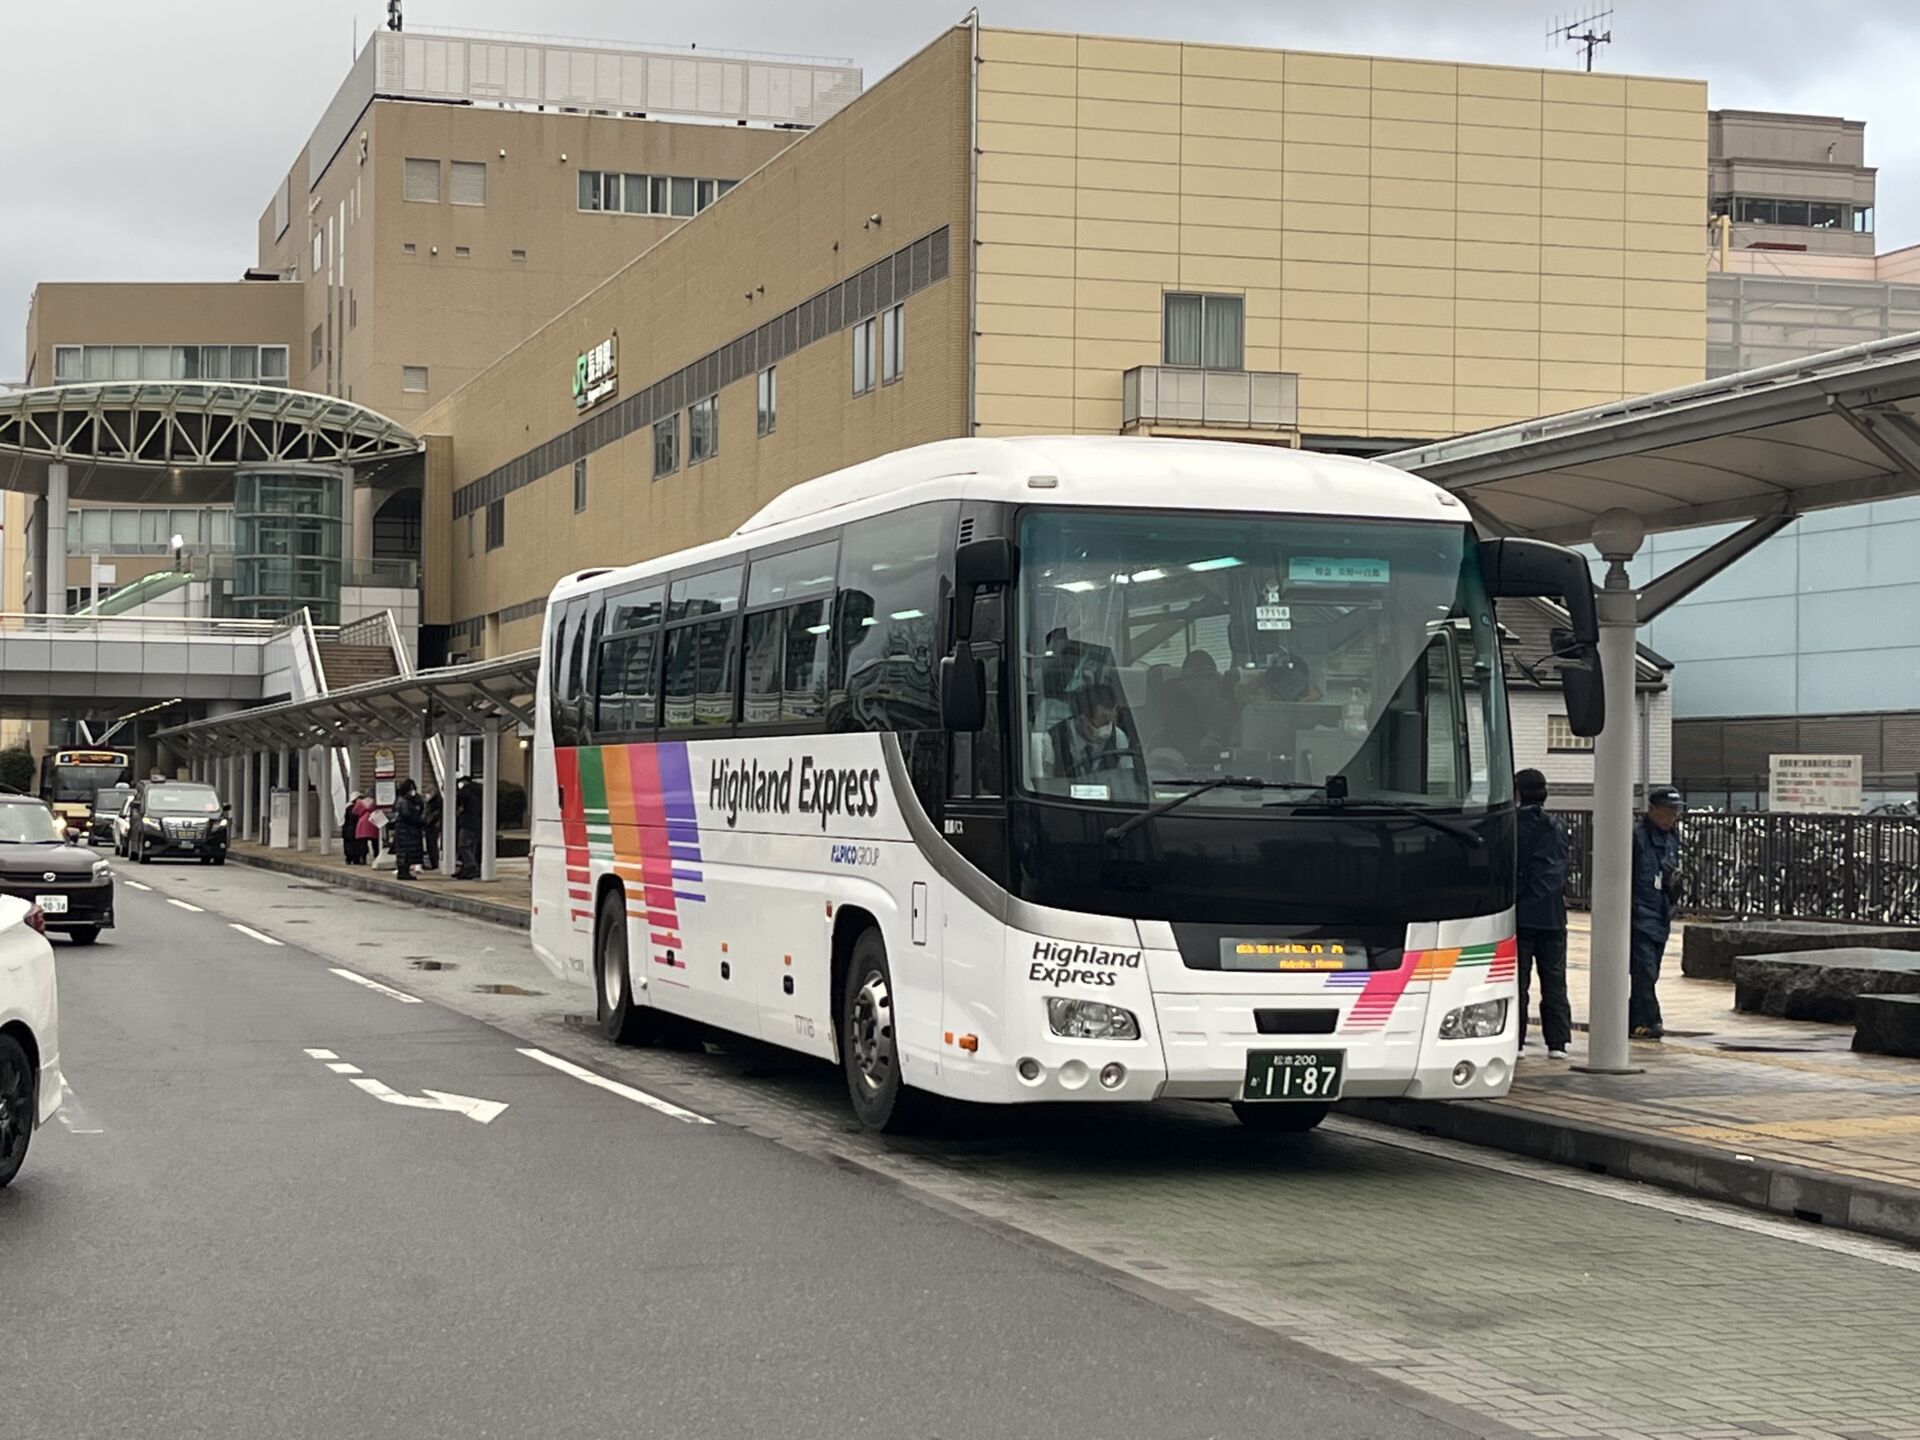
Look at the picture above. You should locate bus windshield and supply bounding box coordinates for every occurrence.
[49,764,128,803]
[1016,509,1511,813]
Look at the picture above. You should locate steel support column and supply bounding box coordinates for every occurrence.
[480,723,501,882]
[315,748,336,855]
[439,725,459,878]
[1583,555,1642,1075]
[257,750,271,847]
[294,748,310,852]
[46,461,68,617]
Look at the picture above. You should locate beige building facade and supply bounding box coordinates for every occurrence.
[422,24,1709,661]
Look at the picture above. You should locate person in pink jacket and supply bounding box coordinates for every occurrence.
[350,794,383,865]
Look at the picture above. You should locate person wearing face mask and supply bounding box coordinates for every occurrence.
[1047,683,1137,788]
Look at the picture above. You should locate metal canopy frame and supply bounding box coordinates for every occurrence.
[155,652,538,758]
[0,382,420,494]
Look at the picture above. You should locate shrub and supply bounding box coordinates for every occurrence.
[0,746,35,795]
[495,780,527,830]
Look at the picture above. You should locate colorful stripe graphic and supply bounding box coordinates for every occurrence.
[557,743,708,979]
[1327,935,1518,1032]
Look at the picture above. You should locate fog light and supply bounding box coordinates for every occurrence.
[1438,999,1509,1040]
[1058,1059,1090,1091]
[1451,1060,1476,1087]
[1099,1062,1126,1089]
[1045,996,1141,1041]
[1016,1057,1042,1083]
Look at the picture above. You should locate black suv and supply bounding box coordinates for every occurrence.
[128,781,231,864]
[0,794,115,944]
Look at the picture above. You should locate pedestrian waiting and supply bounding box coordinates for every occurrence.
[391,777,427,882]
[1631,785,1686,1041]
[1513,768,1572,1060]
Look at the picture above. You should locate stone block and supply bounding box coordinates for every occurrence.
[1683,919,1920,980]
[1852,993,1920,1058]
[1733,948,1920,1023]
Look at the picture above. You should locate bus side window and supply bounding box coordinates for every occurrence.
[949,589,1005,799]
[576,595,607,743]
[550,599,585,748]
[831,504,953,733]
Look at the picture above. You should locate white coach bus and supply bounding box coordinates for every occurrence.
[530,437,1603,1132]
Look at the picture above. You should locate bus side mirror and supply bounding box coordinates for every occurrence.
[1478,537,1598,649]
[1551,627,1606,738]
[952,537,1012,642]
[940,642,987,732]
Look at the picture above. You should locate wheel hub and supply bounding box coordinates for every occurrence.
[849,970,894,1094]
[601,932,624,1011]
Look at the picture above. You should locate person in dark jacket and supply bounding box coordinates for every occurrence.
[1630,785,1685,1040]
[422,783,443,872]
[390,777,427,881]
[1513,768,1572,1059]
[453,776,483,880]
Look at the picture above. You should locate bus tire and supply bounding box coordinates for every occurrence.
[595,890,667,1047]
[1230,1101,1330,1134]
[841,928,928,1133]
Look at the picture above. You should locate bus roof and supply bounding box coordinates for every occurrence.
[549,436,1464,602]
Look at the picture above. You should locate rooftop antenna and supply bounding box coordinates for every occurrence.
[387,0,403,33]
[1548,6,1614,72]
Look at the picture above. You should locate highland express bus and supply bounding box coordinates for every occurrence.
[531,437,1603,1133]
[39,749,133,839]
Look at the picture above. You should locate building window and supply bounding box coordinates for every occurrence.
[454,245,471,258]
[402,365,429,393]
[653,414,679,478]
[1164,293,1245,369]
[622,174,648,214]
[349,292,358,329]
[688,394,718,465]
[310,326,324,370]
[573,457,588,513]
[450,160,486,206]
[261,346,289,384]
[485,497,505,551]
[757,366,777,437]
[404,157,441,203]
[578,170,616,212]
[671,177,695,217]
[403,242,417,255]
[1855,205,1875,233]
[53,346,81,383]
[467,512,475,558]
[1547,715,1594,753]
[511,248,527,261]
[852,317,876,395]
[881,303,904,384]
[311,230,325,273]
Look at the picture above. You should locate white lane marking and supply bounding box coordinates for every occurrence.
[516,1046,712,1125]
[327,1062,362,1074]
[347,1076,508,1124]
[304,1048,339,1060]
[327,967,423,1005]
[1329,1115,1920,1276]
[166,898,204,913]
[124,880,152,892]
[230,923,283,946]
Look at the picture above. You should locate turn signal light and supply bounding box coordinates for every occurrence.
[957,1034,979,1053]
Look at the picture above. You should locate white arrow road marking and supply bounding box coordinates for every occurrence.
[124,880,152,892]
[347,1076,508,1124]
[327,967,422,1004]
[230,923,283,946]
[516,1047,711,1124]
[166,898,203,912]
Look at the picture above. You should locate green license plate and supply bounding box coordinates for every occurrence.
[1242,1049,1344,1102]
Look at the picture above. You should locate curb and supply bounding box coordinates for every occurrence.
[226,849,529,933]
[1341,1094,1920,1250]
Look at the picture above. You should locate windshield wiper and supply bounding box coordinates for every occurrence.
[1266,791,1483,848]
[1104,777,1324,845]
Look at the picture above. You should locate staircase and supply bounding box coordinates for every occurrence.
[315,641,420,792]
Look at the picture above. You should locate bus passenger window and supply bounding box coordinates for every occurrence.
[665,619,738,727]
[745,599,832,724]
[595,630,660,735]
[832,505,951,733]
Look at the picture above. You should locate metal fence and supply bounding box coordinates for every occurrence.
[1551,810,1920,925]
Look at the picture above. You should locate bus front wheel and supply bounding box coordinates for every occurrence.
[1230,1101,1330,1134]
[595,890,669,1047]
[841,928,929,1133]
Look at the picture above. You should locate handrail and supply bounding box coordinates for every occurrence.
[283,606,353,814]
[0,612,299,639]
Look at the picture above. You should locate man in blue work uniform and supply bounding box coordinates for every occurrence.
[1514,769,1572,1059]
[1630,785,1685,1040]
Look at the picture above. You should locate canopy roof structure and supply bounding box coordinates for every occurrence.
[1384,332,1920,544]
[0,382,420,503]
[156,652,537,756]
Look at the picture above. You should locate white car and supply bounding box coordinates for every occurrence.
[0,894,63,1186]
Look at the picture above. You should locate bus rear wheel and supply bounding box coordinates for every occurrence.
[595,890,669,1047]
[1230,1101,1330,1134]
[841,928,929,1133]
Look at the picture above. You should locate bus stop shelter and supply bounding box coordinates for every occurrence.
[156,652,538,885]
[1385,331,1920,1071]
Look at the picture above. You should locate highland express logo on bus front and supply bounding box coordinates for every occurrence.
[573,335,618,412]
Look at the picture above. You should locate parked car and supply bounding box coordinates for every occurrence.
[0,892,64,1187]
[111,794,138,857]
[88,784,133,846]
[128,781,230,865]
[0,795,115,945]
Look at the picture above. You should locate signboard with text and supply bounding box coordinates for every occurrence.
[1769,754,1863,814]
[573,335,618,412]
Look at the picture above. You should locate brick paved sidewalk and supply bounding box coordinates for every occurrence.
[1355,915,1920,1244]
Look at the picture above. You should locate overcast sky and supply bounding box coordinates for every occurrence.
[3,1,1915,381]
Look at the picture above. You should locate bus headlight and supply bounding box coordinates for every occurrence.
[1045,997,1140,1041]
[1437,999,1509,1040]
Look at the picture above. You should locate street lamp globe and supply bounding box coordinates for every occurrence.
[1591,508,1646,562]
